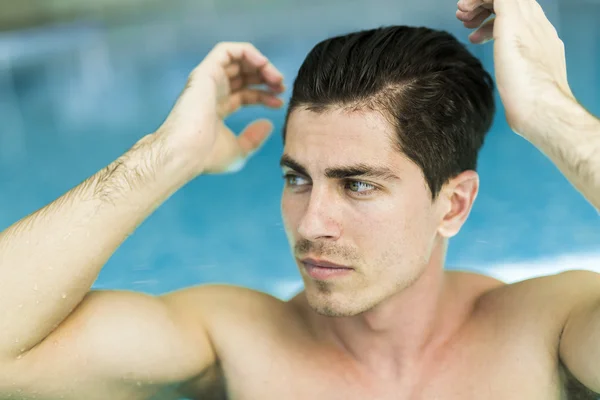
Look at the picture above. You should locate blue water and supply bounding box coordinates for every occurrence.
[0,0,598,298]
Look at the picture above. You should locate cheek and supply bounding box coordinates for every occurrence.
[362,199,435,259]
[396,206,439,266]
[280,193,303,233]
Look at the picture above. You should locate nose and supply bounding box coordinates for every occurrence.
[297,187,342,241]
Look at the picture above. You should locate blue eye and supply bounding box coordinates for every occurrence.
[282,173,308,186]
[346,181,376,196]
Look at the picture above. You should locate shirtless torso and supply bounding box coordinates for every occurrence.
[2,271,597,400]
[167,272,597,400]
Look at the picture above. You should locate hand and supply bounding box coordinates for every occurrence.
[156,42,285,176]
[456,0,574,135]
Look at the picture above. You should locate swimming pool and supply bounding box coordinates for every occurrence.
[0,0,598,300]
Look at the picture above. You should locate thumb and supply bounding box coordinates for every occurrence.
[237,119,274,157]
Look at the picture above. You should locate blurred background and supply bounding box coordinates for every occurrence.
[0,0,598,298]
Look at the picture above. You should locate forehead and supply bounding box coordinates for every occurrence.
[284,107,399,161]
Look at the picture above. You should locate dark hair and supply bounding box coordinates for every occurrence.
[283,26,495,199]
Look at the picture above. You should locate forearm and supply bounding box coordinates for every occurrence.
[0,133,195,358]
[524,95,600,210]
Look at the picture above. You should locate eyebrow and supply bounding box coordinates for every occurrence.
[279,154,400,181]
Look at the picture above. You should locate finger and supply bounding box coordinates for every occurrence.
[225,63,241,78]
[239,89,284,108]
[267,82,286,93]
[456,6,487,22]
[240,60,259,75]
[468,17,495,44]
[233,56,284,87]
[226,44,284,86]
[209,42,283,83]
[230,74,263,89]
[213,42,284,87]
[215,42,268,68]
[229,68,268,91]
[228,89,284,112]
[457,0,485,12]
[244,74,286,92]
[230,74,286,93]
[227,76,261,92]
[238,119,274,157]
[229,75,246,92]
[258,61,284,87]
[463,9,492,29]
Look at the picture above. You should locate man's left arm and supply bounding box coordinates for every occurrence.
[457,0,600,392]
[522,88,600,395]
[522,94,600,212]
[457,0,600,211]
[526,95,600,392]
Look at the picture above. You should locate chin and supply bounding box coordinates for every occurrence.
[304,287,377,318]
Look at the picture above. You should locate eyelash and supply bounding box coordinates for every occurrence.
[282,173,378,197]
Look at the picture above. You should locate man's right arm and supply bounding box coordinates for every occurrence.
[0,134,219,396]
[0,42,284,397]
[0,134,195,362]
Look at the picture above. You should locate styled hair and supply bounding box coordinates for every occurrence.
[283,25,495,199]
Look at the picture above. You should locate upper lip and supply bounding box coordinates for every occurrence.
[300,258,352,269]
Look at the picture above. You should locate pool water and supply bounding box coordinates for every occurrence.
[0,0,598,299]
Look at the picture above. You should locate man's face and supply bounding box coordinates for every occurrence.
[281,107,445,317]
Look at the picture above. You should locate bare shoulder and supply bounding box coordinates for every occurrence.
[163,284,309,396]
[468,269,600,337]
[162,284,300,319]
[477,269,600,308]
[161,284,306,343]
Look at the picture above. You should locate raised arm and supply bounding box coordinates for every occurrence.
[457,0,600,210]
[457,0,600,393]
[521,95,600,210]
[0,42,284,398]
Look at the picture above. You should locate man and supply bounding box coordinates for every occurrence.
[0,0,599,398]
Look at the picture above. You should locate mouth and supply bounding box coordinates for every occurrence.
[299,258,353,280]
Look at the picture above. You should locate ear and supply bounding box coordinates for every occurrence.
[436,170,479,238]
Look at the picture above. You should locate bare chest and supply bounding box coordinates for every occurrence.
[177,276,598,400]
[181,335,583,400]
[224,354,562,399]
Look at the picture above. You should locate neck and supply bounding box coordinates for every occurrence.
[311,239,464,378]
